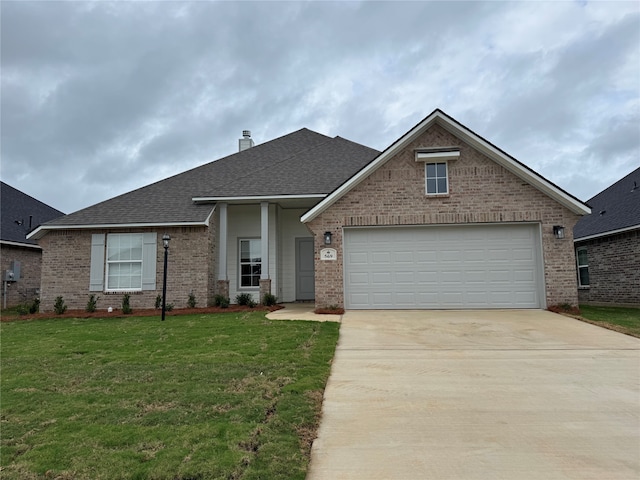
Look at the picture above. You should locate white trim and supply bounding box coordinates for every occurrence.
[416,150,460,162]
[218,203,228,281]
[27,216,214,241]
[193,194,326,204]
[302,110,590,223]
[0,240,42,250]
[261,202,269,280]
[574,224,640,243]
[575,245,590,287]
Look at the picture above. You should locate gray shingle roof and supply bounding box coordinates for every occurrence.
[1,182,64,245]
[574,166,640,239]
[42,128,380,227]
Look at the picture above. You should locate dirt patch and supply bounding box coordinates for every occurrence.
[1,304,283,323]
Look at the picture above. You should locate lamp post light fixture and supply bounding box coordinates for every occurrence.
[324,231,332,245]
[161,234,170,321]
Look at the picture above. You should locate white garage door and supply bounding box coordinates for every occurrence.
[344,224,543,309]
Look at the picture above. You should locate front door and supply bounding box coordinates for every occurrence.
[295,237,315,301]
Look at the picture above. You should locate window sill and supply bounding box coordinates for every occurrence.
[104,290,143,295]
[425,193,450,198]
[578,286,590,290]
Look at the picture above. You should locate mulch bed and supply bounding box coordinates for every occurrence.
[1,304,284,322]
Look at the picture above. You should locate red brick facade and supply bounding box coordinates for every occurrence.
[576,229,640,306]
[306,124,582,309]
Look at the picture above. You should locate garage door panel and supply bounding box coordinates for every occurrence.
[344,225,542,309]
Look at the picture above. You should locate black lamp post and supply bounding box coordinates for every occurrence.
[161,233,170,321]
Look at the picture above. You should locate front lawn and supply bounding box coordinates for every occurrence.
[0,312,340,479]
[579,305,640,338]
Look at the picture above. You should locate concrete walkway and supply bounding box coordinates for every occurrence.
[307,310,640,480]
[266,303,342,322]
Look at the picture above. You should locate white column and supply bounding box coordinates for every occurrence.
[217,203,228,280]
[261,202,269,279]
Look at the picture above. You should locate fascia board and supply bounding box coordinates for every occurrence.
[573,224,640,242]
[27,218,213,241]
[193,194,326,204]
[0,240,42,250]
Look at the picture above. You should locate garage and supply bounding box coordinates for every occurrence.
[344,224,544,309]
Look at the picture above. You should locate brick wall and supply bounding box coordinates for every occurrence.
[38,226,215,312]
[0,245,42,308]
[576,230,640,306]
[307,123,582,309]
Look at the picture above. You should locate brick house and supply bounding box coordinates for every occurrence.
[29,110,590,312]
[1,182,64,308]
[573,167,640,306]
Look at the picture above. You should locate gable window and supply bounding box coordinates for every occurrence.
[576,247,590,287]
[240,239,261,288]
[425,162,448,195]
[89,232,157,292]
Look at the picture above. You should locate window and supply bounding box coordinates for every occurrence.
[107,233,144,290]
[425,162,448,195]
[576,247,590,287]
[239,239,261,288]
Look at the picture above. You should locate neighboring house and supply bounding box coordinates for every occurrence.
[29,110,590,312]
[1,182,64,308]
[573,167,640,306]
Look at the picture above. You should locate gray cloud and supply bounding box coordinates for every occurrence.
[2,1,638,212]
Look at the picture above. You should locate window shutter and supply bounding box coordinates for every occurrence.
[142,232,157,290]
[89,234,105,291]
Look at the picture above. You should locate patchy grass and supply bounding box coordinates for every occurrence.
[0,311,339,479]
[578,305,640,338]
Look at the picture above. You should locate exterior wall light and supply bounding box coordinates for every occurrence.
[324,231,332,245]
[553,226,565,239]
[162,234,171,321]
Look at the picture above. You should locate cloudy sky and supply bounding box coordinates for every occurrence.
[2,1,639,215]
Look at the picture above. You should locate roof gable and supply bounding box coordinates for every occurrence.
[1,182,64,246]
[302,109,590,223]
[574,166,640,240]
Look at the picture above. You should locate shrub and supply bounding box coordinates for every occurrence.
[235,293,256,308]
[262,293,278,307]
[122,294,132,315]
[187,291,197,309]
[213,294,230,308]
[155,294,162,309]
[166,303,174,312]
[53,296,67,315]
[16,304,29,315]
[29,297,40,314]
[18,298,40,315]
[86,294,98,313]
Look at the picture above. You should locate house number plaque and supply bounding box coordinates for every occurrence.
[320,248,337,261]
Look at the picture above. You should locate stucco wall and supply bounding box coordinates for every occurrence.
[576,229,640,306]
[306,123,582,309]
[0,244,42,308]
[38,226,213,312]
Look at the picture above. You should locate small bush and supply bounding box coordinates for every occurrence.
[86,294,98,313]
[214,294,230,308]
[262,293,278,307]
[187,291,197,309]
[16,304,29,315]
[155,294,162,309]
[235,293,256,308]
[53,296,67,315]
[122,294,132,315]
[166,303,174,312]
[29,297,40,314]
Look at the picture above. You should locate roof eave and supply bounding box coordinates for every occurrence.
[0,240,42,250]
[193,194,326,204]
[574,224,640,242]
[302,110,590,223]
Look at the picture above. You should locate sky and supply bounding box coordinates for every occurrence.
[2,1,639,215]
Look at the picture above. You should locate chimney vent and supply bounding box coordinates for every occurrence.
[239,130,255,151]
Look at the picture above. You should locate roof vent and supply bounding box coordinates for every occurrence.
[239,130,254,152]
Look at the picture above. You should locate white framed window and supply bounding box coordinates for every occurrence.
[239,238,261,288]
[576,247,590,287]
[89,232,157,292]
[425,162,448,195]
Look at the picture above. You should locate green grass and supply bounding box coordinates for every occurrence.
[579,305,640,338]
[0,312,340,479]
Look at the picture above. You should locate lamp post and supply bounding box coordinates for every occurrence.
[161,234,170,321]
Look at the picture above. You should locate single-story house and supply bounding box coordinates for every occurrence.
[573,167,639,306]
[1,182,64,308]
[29,109,590,312]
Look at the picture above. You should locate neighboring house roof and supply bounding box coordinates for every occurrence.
[574,166,640,241]
[28,128,379,239]
[302,109,590,223]
[1,182,64,247]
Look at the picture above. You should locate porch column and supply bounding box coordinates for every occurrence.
[260,202,271,298]
[216,203,230,299]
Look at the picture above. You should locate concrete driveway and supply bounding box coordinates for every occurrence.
[307,310,640,480]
